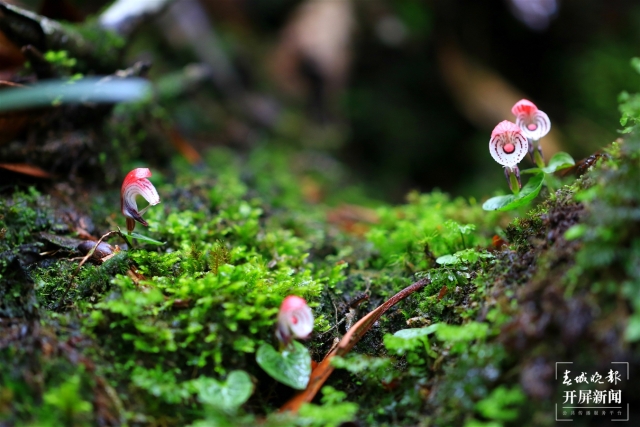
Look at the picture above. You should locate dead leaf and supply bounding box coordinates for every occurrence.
[168,127,202,164]
[0,163,52,178]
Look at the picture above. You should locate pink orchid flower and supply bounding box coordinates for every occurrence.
[512,99,551,167]
[276,295,314,346]
[489,120,528,193]
[511,99,551,141]
[121,168,160,232]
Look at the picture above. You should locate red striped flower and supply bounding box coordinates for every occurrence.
[276,296,314,346]
[511,99,551,141]
[121,168,160,232]
[489,121,528,193]
[489,120,528,168]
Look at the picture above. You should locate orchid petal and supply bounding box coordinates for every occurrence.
[489,120,528,168]
[512,99,551,140]
[511,99,538,116]
[120,168,160,231]
[276,296,314,345]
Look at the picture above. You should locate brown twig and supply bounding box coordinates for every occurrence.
[60,230,121,306]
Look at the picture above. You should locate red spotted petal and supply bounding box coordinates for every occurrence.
[489,120,528,168]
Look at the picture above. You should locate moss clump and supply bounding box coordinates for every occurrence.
[6,109,640,425]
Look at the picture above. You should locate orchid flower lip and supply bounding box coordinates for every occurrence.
[489,120,528,168]
[511,99,551,140]
[276,295,314,345]
[120,167,160,232]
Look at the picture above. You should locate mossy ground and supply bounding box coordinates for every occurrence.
[3,128,640,426]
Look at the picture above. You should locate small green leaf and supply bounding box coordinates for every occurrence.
[437,249,493,265]
[435,254,459,265]
[482,194,516,211]
[474,385,525,422]
[541,152,575,173]
[192,370,253,411]
[384,325,439,357]
[522,153,575,175]
[625,314,640,342]
[631,57,640,75]
[394,324,439,339]
[564,224,586,241]
[435,322,489,342]
[520,167,542,175]
[256,341,311,390]
[482,173,544,211]
[128,232,165,245]
[621,113,629,126]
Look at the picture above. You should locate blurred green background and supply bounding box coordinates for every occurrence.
[14,0,640,201]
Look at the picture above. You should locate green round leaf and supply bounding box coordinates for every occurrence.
[435,254,459,265]
[541,152,575,173]
[482,194,516,211]
[564,224,586,241]
[193,370,253,411]
[394,325,439,339]
[435,322,489,342]
[256,341,311,390]
[482,173,544,211]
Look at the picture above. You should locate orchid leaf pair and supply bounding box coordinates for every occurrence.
[256,296,314,389]
[483,153,575,211]
[482,172,544,211]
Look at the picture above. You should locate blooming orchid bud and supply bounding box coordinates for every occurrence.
[276,296,314,346]
[511,99,551,141]
[121,168,160,232]
[489,120,528,168]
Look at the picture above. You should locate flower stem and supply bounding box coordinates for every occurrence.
[509,171,520,196]
[533,142,545,168]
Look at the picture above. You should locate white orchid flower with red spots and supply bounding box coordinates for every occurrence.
[121,168,160,232]
[511,99,551,140]
[489,120,528,193]
[490,120,528,167]
[512,99,551,167]
[276,295,314,346]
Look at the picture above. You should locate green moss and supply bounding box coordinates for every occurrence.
[7,97,640,426]
[0,188,54,253]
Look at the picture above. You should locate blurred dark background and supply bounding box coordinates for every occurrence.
[10,0,640,201]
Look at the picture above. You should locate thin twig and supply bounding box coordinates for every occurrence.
[59,230,121,306]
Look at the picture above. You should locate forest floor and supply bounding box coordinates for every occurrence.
[2,127,640,426]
